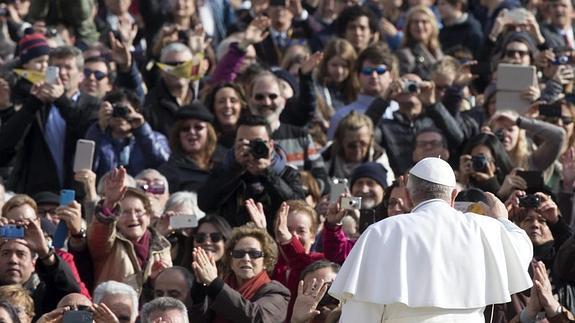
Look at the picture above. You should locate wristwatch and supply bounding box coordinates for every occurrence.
[39,246,55,261]
[71,228,87,239]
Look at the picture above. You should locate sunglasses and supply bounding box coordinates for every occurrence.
[540,115,574,125]
[504,49,530,58]
[254,93,279,101]
[194,232,224,244]
[360,66,387,76]
[139,183,165,195]
[83,68,108,81]
[180,124,206,133]
[230,249,264,259]
[162,60,186,66]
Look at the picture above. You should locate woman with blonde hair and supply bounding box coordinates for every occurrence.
[315,38,360,111]
[0,285,33,323]
[396,5,443,79]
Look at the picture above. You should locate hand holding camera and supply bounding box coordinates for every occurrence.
[235,138,273,175]
[326,193,361,226]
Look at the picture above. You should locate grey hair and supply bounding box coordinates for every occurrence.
[160,42,192,62]
[49,45,84,71]
[140,297,189,323]
[93,281,139,320]
[164,191,205,221]
[135,169,169,190]
[406,174,453,204]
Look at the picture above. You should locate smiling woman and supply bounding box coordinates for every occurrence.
[88,167,172,296]
[189,224,290,323]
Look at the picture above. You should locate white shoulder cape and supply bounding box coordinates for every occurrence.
[329,199,533,309]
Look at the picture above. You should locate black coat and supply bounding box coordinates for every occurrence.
[143,79,183,138]
[439,14,484,59]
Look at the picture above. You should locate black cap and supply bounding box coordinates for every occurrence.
[176,101,214,123]
[33,191,59,205]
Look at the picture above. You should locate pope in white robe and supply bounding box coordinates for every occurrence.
[329,158,534,323]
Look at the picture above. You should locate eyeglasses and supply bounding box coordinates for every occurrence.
[194,232,224,244]
[230,249,264,259]
[254,93,279,101]
[162,61,186,66]
[38,208,57,216]
[360,66,387,76]
[504,49,530,58]
[540,115,573,125]
[83,68,108,81]
[180,124,206,133]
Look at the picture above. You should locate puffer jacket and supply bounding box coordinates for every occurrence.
[87,202,172,295]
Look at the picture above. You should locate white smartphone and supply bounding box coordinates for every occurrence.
[45,66,59,84]
[170,214,198,229]
[73,139,95,172]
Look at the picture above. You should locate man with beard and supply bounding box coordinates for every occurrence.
[247,71,329,194]
[347,162,389,233]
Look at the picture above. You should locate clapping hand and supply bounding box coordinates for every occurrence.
[192,247,218,285]
[291,279,329,323]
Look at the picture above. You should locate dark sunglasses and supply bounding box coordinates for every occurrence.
[360,66,387,76]
[83,68,108,81]
[504,49,530,58]
[540,115,574,125]
[230,249,264,259]
[162,60,186,66]
[180,124,206,133]
[194,232,224,244]
[254,93,279,101]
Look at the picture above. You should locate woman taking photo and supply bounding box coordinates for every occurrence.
[203,82,248,149]
[159,102,223,193]
[88,167,172,295]
[396,5,443,80]
[189,224,290,322]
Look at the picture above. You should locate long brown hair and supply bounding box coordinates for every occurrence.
[316,38,360,104]
[169,119,218,170]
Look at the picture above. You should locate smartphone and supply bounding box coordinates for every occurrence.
[54,190,75,249]
[73,139,95,172]
[329,178,348,203]
[170,214,198,229]
[516,170,544,189]
[0,225,24,239]
[539,103,562,117]
[60,190,75,206]
[63,310,93,323]
[45,66,59,84]
[507,8,528,24]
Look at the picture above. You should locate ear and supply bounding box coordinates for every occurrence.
[450,188,458,207]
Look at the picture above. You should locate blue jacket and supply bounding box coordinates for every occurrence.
[84,122,170,179]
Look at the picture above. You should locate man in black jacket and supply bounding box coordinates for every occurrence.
[198,115,306,233]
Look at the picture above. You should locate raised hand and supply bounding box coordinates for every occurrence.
[325,194,347,226]
[241,16,271,47]
[275,202,292,245]
[104,166,127,209]
[93,303,120,323]
[56,200,83,236]
[300,51,323,75]
[109,31,132,72]
[561,147,575,191]
[535,192,559,225]
[291,278,329,323]
[74,169,98,202]
[246,198,267,229]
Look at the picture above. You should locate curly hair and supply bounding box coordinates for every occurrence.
[222,223,278,276]
[0,285,34,319]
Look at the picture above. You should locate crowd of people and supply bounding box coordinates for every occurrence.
[0,0,574,321]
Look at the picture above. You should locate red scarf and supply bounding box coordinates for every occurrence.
[132,230,151,269]
[213,271,271,323]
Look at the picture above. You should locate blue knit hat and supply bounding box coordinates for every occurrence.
[350,162,388,189]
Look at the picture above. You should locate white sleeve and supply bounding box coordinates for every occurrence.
[339,299,385,323]
[498,218,534,270]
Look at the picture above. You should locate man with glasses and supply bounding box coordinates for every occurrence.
[198,115,306,233]
[247,71,329,195]
[327,45,398,140]
[412,128,450,164]
[79,57,113,102]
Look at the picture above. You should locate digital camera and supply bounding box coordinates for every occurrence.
[402,81,419,93]
[248,139,269,159]
[519,194,541,208]
[112,104,130,119]
[471,155,489,173]
[341,196,362,210]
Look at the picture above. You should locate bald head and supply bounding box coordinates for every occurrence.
[57,293,92,308]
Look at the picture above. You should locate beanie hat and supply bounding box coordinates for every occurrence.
[350,162,388,189]
[271,67,299,97]
[176,101,215,123]
[18,30,51,65]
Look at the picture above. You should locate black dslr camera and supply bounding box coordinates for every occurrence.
[248,139,269,159]
[112,104,130,119]
[519,194,541,208]
[471,155,489,173]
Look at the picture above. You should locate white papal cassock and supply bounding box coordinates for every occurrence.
[329,199,534,323]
